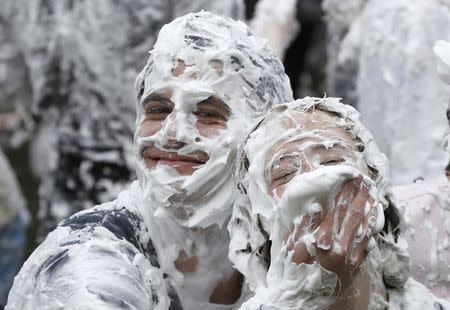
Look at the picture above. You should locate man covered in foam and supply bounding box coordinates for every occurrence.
[0,0,244,241]
[228,97,450,309]
[6,11,293,309]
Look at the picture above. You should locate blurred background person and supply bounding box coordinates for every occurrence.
[392,40,450,300]
[0,135,29,308]
[246,0,327,99]
[0,22,31,308]
[0,147,28,308]
[324,0,450,184]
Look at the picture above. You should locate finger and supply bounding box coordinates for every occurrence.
[307,212,323,234]
[353,197,370,244]
[347,232,371,268]
[314,207,337,251]
[366,190,384,235]
[292,238,315,265]
[316,177,362,250]
[335,176,363,233]
[289,214,321,265]
[340,184,369,250]
[284,215,311,244]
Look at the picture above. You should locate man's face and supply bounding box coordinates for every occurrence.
[131,11,292,228]
[137,88,231,175]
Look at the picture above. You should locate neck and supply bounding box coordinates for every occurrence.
[329,266,372,310]
[168,222,243,306]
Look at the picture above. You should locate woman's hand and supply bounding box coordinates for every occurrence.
[286,176,374,295]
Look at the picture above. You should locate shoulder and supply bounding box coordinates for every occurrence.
[393,176,450,211]
[388,278,450,310]
[7,186,165,309]
[60,202,144,250]
[58,182,160,267]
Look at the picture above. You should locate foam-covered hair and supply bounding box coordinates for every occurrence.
[134,11,293,118]
[238,97,392,209]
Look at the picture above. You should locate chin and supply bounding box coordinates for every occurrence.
[173,166,197,175]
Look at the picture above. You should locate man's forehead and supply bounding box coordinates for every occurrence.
[136,12,292,118]
[141,57,248,113]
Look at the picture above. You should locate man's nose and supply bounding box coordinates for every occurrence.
[163,140,186,150]
[160,110,190,142]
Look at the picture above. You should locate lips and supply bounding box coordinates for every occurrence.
[141,146,209,166]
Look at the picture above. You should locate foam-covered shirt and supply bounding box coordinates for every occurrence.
[394,175,450,300]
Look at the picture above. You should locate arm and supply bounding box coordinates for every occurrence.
[6,206,169,310]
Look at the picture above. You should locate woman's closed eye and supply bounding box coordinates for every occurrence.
[319,156,345,166]
[271,166,297,186]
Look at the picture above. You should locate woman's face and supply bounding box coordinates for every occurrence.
[265,109,369,197]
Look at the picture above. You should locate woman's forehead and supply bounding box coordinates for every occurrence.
[267,109,356,146]
[287,109,341,128]
[244,108,358,167]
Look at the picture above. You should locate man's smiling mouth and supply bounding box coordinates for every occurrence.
[142,146,209,168]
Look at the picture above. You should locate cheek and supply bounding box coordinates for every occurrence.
[267,181,289,199]
[137,119,161,137]
[196,122,227,138]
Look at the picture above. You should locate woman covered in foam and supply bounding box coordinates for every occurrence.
[228,97,450,309]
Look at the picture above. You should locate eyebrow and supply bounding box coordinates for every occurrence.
[268,142,350,169]
[310,143,347,151]
[197,96,231,116]
[142,93,172,106]
[269,154,301,171]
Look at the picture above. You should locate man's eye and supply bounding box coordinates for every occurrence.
[145,102,172,120]
[147,106,172,114]
[194,96,230,125]
[194,110,227,124]
[320,157,345,165]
